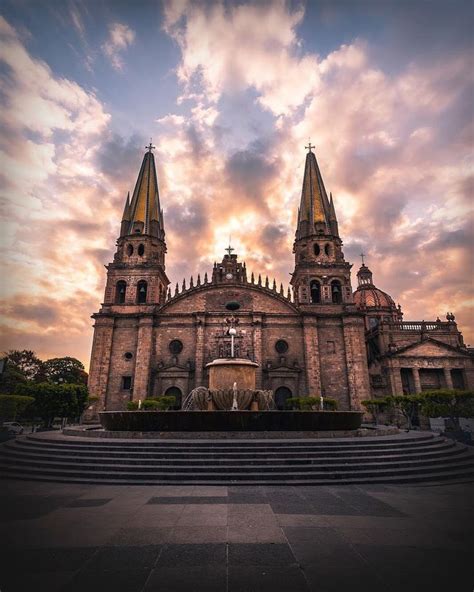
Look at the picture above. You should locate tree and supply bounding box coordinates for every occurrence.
[16,383,89,427]
[0,364,28,394]
[4,350,46,382]
[387,395,423,431]
[361,398,390,424]
[419,390,474,430]
[0,395,35,421]
[43,357,88,385]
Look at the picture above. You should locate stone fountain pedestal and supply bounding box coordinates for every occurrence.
[206,358,258,390]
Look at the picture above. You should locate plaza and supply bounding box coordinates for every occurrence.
[1,477,473,592]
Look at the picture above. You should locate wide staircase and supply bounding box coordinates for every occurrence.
[1,432,473,485]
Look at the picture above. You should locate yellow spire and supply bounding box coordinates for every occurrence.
[296,144,334,239]
[121,143,164,239]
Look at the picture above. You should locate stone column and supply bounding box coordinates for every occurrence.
[342,316,370,410]
[412,367,422,394]
[133,316,154,401]
[302,316,322,396]
[443,366,454,389]
[194,313,206,387]
[252,314,263,389]
[87,316,114,411]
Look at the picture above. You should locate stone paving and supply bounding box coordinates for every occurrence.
[0,479,473,591]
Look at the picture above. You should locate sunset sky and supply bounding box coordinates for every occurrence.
[0,0,473,369]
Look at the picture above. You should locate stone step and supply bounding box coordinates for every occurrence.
[5,438,456,459]
[1,442,465,465]
[2,466,474,486]
[1,451,472,473]
[23,432,437,447]
[1,457,473,482]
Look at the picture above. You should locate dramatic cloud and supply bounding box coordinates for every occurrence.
[1,0,473,368]
[101,22,135,71]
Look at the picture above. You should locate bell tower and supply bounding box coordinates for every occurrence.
[290,144,353,307]
[103,143,169,308]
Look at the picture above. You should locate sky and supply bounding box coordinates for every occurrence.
[0,0,473,369]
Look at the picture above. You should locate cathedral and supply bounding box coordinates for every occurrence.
[87,145,473,413]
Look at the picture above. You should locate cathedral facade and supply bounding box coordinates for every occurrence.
[87,146,473,413]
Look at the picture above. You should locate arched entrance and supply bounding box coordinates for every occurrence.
[165,386,182,409]
[275,386,292,410]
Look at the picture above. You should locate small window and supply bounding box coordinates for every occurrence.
[124,352,133,360]
[169,339,183,354]
[137,280,148,304]
[275,340,289,354]
[122,376,132,390]
[134,227,141,234]
[127,244,134,256]
[225,301,240,311]
[325,244,331,256]
[314,244,320,256]
[310,280,321,304]
[115,280,127,304]
[138,244,145,256]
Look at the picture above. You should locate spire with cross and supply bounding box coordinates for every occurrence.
[360,252,366,266]
[146,139,156,153]
[305,141,315,153]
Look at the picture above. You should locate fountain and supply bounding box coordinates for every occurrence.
[181,315,274,411]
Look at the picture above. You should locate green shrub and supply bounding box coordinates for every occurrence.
[322,398,338,410]
[0,395,35,421]
[419,389,474,428]
[155,396,176,410]
[127,401,139,410]
[142,399,159,410]
[14,383,89,427]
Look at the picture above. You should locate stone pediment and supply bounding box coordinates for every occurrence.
[389,338,470,359]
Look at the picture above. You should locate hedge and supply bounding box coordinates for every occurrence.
[0,395,35,421]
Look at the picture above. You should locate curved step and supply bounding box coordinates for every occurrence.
[1,432,473,486]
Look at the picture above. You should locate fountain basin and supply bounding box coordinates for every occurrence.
[206,358,258,390]
[99,410,363,432]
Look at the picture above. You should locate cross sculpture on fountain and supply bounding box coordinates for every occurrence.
[225,315,239,358]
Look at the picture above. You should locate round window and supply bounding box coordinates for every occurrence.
[127,244,134,256]
[225,301,240,311]
[314,244,320,256]
[275,340,289,354]
[138,244,145,256]
[169,339,183,354]
[124,352,133,360]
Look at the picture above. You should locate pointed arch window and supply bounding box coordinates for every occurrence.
[116,281,127,304]
[137,280,148,304]
[331,280,342,304]
[310,280,321,304]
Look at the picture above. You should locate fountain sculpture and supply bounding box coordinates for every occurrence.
[182,315,274,411]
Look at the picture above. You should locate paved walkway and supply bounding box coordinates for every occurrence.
[0,479,473,591]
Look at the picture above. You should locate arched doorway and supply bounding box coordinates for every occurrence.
[275,386,292,410]
[165,386,182,409]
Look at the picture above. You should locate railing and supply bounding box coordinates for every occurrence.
[390,321,453,331]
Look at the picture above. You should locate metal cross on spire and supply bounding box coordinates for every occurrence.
[305,141,315,153]
[360,252,366,266]
[146,139,156,152]
[225,241,234,257]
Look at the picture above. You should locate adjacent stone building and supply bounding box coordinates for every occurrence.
[88,144,473,413]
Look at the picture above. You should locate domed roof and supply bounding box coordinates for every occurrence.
[353,262,397,310]
[353,285,396,309]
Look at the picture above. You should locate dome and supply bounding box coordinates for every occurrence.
[353,285,396,309]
